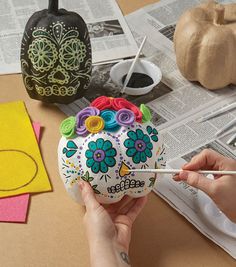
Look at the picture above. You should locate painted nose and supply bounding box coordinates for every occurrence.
[119,161,131,177]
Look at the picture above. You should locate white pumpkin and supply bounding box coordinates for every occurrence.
[58,123,165,204]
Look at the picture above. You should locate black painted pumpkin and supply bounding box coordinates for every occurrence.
[21,0,92,104]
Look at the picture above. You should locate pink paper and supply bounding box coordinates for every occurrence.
[32,122,41,142]
[0,123,40,223]
[0,194,30,222]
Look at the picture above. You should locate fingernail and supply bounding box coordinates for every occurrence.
[172,174,178,181]
[180,171,189,180]
[182,163,189,169]
[78,181,84,191]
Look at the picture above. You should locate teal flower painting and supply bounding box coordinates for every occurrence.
[124,129,153,164]
[86,138,117,174]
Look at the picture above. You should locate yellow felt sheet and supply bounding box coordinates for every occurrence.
[0,101,51,197]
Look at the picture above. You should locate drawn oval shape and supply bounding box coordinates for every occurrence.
[0,150,38,191]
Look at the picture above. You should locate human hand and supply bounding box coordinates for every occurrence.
[79,180,147,267]
[173,149,236,223]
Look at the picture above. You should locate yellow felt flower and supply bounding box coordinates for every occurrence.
[85,116,105,134]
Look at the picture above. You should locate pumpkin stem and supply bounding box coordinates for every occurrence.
[48,0,58,13]
[213,4,225,25]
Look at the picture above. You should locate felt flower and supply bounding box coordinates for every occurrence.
[140,104,152,123]
[85,138,117,173]
[90,96,113,110]
[76,107,100,136]
[85,116,105,134]
[124,129,153,164]
[100,110,120,131]
[60,116,76,138]
[116,108,135,126]
[112,98,142,122]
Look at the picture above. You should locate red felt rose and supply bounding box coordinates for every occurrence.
[90,96,112,110]
[112,98,142,122]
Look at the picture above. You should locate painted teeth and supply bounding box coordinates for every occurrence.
[107,179,145,193]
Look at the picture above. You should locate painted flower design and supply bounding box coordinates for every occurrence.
[28,37,57,72]
[146,126,158,142]
[59,38,87,71]
[124,129,153,164]
[85,138,117,174]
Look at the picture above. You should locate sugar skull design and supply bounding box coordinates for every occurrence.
[20,1,92,104]
[58,96,166,204]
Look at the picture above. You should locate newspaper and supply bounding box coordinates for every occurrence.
[58,0,236,259]
[0,0,138,74]
[124,0,236,259]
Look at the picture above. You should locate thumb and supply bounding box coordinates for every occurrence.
[179,171,213,195]
[79,181,100,211]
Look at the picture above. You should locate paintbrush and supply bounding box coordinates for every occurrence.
[127,168,236,175]
[121,36,147,94]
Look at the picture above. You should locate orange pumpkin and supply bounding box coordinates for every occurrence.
[174,1,236,90]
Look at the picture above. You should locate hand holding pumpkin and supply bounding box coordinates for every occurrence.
[79,180,147,267]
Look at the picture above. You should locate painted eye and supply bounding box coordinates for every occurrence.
[28,38,58,72]
[59,38,87,71]
[85,139,117,174]
[124,129,153,164]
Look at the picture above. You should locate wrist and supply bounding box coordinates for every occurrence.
[89,236,128,253]
[89,238,130,267]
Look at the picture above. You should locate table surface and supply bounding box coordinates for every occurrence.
[0,1,236,267]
